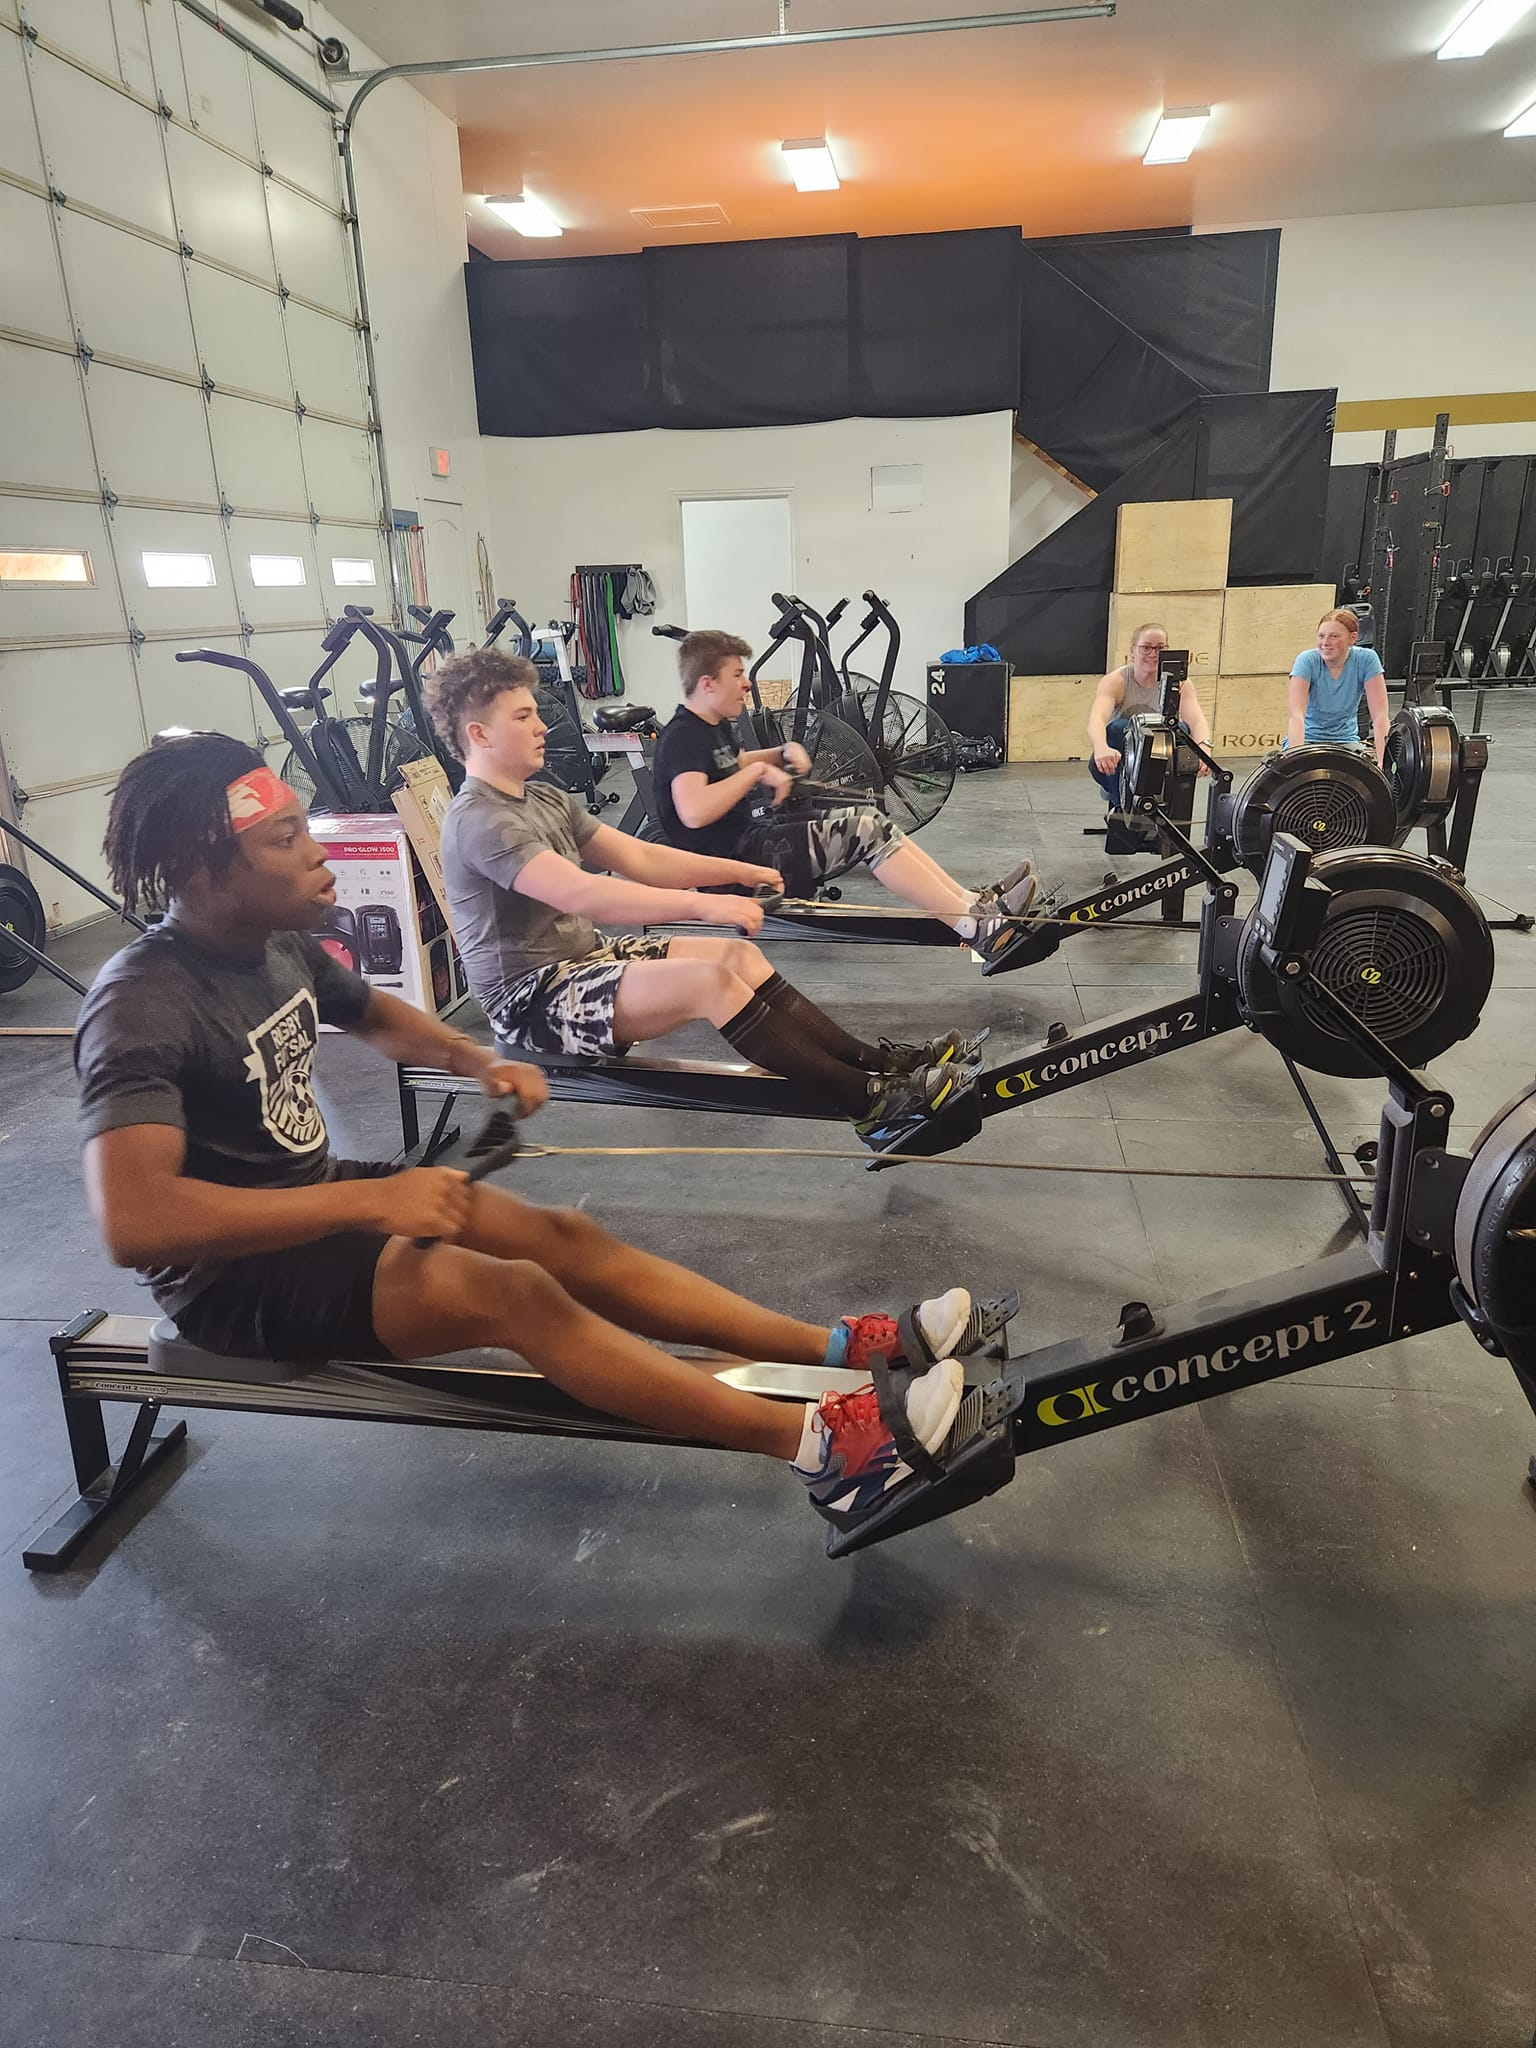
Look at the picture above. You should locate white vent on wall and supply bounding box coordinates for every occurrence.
[630,203,730,230]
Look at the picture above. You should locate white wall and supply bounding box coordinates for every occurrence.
[1204,200,1536,465]
[483,412,1014,716]
[311,5,492,630]
[1010,439,1093,563]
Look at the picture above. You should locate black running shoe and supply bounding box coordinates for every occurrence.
[853,1062,968,1148]
[876,1027,987,1075]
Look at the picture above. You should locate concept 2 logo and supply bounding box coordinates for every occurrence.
[1066,865,1195,924]
[990,1009,1200,1099]
[1033,1299,1381,1429]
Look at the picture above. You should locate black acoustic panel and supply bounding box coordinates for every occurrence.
[465,256,652,437]
[1471,455,1532,569]
[1198,390,1335,583]
[966,586,1110,680]
[975,412,1203,599]
[1016,244,1207,491]
[1438,460,1487,570]
[852,228,1021,416]
[647,236,852,428]
[1321,465,1376,594]
[1032,230,1280,395]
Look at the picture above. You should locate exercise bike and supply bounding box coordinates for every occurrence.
[24,838,1536,1570]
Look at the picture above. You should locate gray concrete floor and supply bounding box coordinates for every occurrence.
[3,701,1536,2046]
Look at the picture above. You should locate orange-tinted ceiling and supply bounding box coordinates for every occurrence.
[330,0,1536,257]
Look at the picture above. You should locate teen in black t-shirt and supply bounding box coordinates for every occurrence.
[653,631,1038,936]
[74,729,979,1541]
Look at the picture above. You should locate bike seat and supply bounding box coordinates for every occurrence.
[279,686,326,709]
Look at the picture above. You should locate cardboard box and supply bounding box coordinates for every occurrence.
[1220,584,1335,677]
[1007,674,1099,761]
[1209,676,1292,758]
[309,813,464,1021]
[1106,591,1224,676]
[1114,498,1232,593]
[392,755,455,925]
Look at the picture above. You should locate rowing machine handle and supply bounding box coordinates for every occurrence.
[412,1111,525,1248]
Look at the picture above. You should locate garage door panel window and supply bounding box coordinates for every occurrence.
[0,505,120,640]
[226,518,321,625]
[116,509,237,633]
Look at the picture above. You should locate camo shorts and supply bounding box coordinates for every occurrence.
[489,933,672,1060]
[741,805,905,896]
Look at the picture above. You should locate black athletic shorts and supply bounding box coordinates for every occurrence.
[168,1160,397,1366]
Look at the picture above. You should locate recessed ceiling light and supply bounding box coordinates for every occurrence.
[1437,0,1536,58]
[1506,95,1536,132]
[1143,106,1212,165]
[484,193,563,237]
[781,139,840,192]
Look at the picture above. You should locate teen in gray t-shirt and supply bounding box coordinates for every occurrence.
[440,776,606,1020]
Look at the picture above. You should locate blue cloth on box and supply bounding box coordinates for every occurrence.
[939,645,1002,665]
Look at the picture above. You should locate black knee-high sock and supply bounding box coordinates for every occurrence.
[756,971,884,1071]
[717,993,873,1115]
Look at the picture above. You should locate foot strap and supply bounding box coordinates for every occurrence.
[867,1342,945,1484]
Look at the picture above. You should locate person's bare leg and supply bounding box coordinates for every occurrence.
[373,1239,804,1457]
[861,842,976,926]
[457,1181,832,1361]
[611,942,767,1039]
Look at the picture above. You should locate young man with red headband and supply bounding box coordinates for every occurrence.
[74,731,985,1541]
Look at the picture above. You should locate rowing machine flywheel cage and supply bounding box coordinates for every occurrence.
[1454,1084,1536,1377]
[1227,744,1398,877]
[1382,705,1461,837]
[1236,845,1494,1076]
[1119,713,1177,808]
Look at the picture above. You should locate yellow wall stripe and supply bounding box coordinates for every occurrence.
[1335,392,1536,431]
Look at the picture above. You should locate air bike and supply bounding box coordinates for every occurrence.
[21,828,1536,1573]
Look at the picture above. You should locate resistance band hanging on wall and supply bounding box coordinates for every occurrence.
[569,564,656,699]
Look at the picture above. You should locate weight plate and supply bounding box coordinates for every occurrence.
[1382,705,1459,834]
[1236,845,1494,1076]
[1455,1086,1536,1375]
[1228,744,1398,876]
[0,862,47,994]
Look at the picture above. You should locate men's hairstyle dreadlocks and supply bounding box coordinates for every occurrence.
[425,647,539,762]
[104,730,268,914]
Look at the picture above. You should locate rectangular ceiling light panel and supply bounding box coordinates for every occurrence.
[781,139,840,191]
[631,203,731,229]
[1143,107,1212,164]
[1437,0,1536,58]
[484,193,563,236]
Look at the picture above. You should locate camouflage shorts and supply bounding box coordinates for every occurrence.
[490,933,672,1060]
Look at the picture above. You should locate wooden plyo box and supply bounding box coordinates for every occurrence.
[1209,676,1291,758]
[1220,584,1335,677]
[1007,674,1098,761]
[1114,498,1232,594]
[1106,590,1224,676]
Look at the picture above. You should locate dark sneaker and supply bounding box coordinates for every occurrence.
[974,859,1038,918]
[876,1027,987,1074]
[794,1361,965,1525]
[853,1062,965,1146]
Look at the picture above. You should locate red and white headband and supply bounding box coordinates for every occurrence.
[226,766,298,833]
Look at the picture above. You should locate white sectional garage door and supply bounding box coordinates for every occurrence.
[0,0,383,926]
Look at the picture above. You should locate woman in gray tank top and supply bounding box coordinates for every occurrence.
[1086,621,1212,804]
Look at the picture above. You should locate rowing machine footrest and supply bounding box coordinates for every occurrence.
[824,1379,1019,1559]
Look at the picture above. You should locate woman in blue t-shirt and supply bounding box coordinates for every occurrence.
[1287,607,1389,763]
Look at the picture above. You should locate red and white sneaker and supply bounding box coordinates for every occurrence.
[794,1361,965,1526]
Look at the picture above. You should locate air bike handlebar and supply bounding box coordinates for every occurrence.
[174,647,332,803]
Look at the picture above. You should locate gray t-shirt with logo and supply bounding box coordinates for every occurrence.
[439,775,602,1015]
[74,922,372,1316]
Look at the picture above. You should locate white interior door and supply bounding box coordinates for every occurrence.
[680,496,794,669]
[421,499,476,647]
